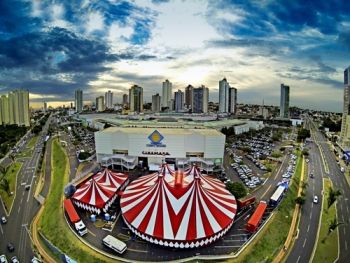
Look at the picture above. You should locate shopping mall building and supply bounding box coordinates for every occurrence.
[95,127,225,172]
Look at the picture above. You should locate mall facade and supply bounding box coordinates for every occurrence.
[95,127,225,172]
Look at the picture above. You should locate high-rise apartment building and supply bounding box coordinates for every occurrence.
[123,94,128,106]
[1,95,9,124]
[174,90,184,112]
[105,90,113,109]
[228,87,237,114]
[185,85,194,110]
[341,66,350,148]
[0,90,30,126]
[219,78,237,114]
[161,79,172,109]
[280,84,290,118]
[129,85,143,113]
[43,102,47,112]
[75,89,83,112]
[193,85,209,113]
[152,93,161,112]
[96,96,105,112]
[219,78,229,113]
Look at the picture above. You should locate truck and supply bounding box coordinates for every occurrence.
[237,196,256,211]
[246,201,267,233]
[64,199,88,236]
[102,235,127,254]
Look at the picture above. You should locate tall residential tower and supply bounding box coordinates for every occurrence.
[75,89,83,113]
[341,66,350,148]
[161,79,172,109]
[280,84,290,118]
[129,85,143,113]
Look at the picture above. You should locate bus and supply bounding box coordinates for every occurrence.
[102,235,127,254]
[269,185,285,207]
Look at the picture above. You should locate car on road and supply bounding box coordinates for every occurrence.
[1,216,7,224]
[31,257,41,263]
[0,255,8,263]
[7,243,15,252]
[10,256,19,263]
[310,173,314,178]
[313,195,319,204]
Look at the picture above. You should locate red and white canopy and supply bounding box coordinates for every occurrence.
[72,169,128,214]
[120,166,237,248]
[93,168,128,190]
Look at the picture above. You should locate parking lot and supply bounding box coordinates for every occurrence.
[67,124,96,156]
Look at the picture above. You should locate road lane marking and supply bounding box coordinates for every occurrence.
[307,225,310,232]
[296,255,301,263]
[261,185,272,199]
[0,224,3,235]
[310,212,312,219]
[346,240,348,250]
[344,228,346,235]
[18,206,21,213]
[303,238,307,248]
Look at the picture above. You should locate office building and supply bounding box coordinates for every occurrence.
[185,85,194,110]
[152,93,161,112]
[162,79,172,109]
[174,90,184,112]
[75,89,83,113]
[43,102,47,112]
[193,85,209,113]
[129,85,143,113]
[105,90,113,109]
[280,84,290,118]
[96,96,105,112]
[341,66,350,148]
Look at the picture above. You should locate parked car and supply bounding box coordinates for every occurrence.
[10,256,19,263]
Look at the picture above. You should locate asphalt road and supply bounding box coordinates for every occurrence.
[310,119,350,263]
[286,131,323,263]
[0,115,52,261]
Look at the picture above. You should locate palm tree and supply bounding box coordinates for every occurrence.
[328,217,344,235]
[327,187,342,209]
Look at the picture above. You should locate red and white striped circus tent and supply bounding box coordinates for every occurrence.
[94,168,128,190]
[72,169,128,214]
[120,165,237,248]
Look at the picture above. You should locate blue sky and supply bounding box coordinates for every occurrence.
[0,0,350,112]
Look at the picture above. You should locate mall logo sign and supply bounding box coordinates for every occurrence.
[146,130,166,147]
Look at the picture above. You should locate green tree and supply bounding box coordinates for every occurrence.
[0,178,10,195]
[295,196,306,205]
[302,149,309,156]
[297,128,311,142]
[226,182,247,199]
[328,217,343,235]
[327,187,342,209]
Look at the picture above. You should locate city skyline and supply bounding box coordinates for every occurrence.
[0,1,350,112]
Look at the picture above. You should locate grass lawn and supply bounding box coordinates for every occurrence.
[312,178,338,263]
[0,162,22,212]
[38,139,115,263]
[16,149,33,158]
[27,136,38,149]
[236,152,302,263]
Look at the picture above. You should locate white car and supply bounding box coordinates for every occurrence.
[313,196,319,204]
[0,255,8,263]
[1,216,7,224]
